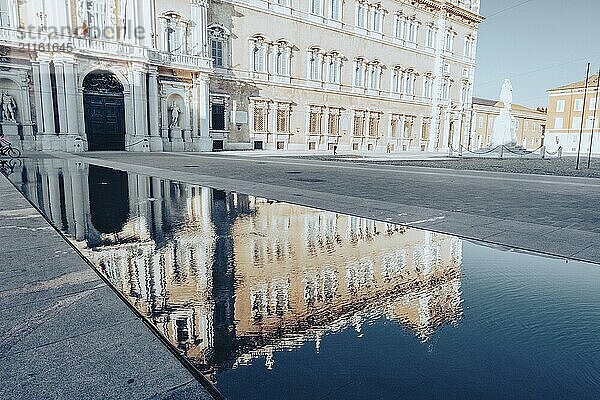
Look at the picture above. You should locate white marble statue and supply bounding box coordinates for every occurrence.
[1,91,17,123]
[170,102,180,128]
[490,79,517,147]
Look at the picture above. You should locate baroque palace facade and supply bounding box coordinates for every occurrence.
[0,0,482,153]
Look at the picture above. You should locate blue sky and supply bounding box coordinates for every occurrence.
[474,0,600,107]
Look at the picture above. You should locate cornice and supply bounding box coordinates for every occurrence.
[401,0,484,25]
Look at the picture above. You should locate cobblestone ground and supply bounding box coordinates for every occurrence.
[310,156,600,178]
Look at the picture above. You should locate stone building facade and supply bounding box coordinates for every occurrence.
[208,0,483,152]
[0,0,213,152]
[545,75,599,155]
[471,97,547,150]
[0,0,482,153]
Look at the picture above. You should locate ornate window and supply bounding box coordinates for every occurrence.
[308,106,324,134]
[425,24,437,48]
[356,1,367,28]
[390,115,399,137]
[402,116,415,139]
[394,12,419,43]
[311,0,323,15]
[353,57,367,88]
[464,35,475,59]
[330,0,342,20]
[369,112,381,137]
[394,12,405,39]
[404,68,417,95]
[274,40,292,76]
[367,61,383,90]
[84,0,112,38]
[252,100,269,132]
[444,28,455,52]
[325,51,343,84]
[327,108,341,135]
[391,67,402,93]
[460,80,471,104]
[371,5,385,33]
[251,35,268,73]
[307,47,323,81]
[421,118,431,140]
[209,26,230,68]
[353,111,365,136]
[423,73,433,98]
[0,0,16,27]
[406,16,419,43]
[210,96,228,131]
[161,12,189,54]
[442,77,452,100]
[276,102,291,133]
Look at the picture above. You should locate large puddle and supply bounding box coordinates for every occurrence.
[6,158,600,399]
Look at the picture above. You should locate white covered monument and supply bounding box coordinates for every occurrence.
[489,79,518,147]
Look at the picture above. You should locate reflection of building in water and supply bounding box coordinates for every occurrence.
[231,201,462,369]
[14,159,462,375]
[16,159,219,363]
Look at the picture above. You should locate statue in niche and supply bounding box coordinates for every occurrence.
[170,101,181,128]
[1,91,16,123]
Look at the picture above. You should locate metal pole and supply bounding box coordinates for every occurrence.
[576,63,591,170]
[467,106,474,151]
[587,69,600,168]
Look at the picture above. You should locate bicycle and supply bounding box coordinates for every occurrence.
[0,135,21,158]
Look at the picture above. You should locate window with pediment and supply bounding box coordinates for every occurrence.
[251,35,269,73]
[83,0,114,38]
[161,12,189,54]
[209,26,230,68]
[0,0,16,27]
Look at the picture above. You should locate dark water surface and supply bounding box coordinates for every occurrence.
[6,158,600,399]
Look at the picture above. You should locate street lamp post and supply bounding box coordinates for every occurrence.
[576,63,591,170]
[587,69,600,169]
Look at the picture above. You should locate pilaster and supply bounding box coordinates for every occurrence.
[191,0,209,57]
[147,66,162,151]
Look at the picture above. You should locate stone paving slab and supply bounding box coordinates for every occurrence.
[71,152,600,265]
[0,174,215,400]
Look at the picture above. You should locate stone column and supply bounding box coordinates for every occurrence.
[38,56,56,149]
[63,59,80,136]
[195,75,211,151]
[53,61,68,135]
[441,109,451,152]
[191,80,200,138]
[190,0,209,57]
[131,66,149,151]
[147,67,162,151]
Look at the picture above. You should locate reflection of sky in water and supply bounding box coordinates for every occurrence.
[8,159,600,400]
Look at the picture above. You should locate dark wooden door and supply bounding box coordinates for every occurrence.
[84,93,126,151]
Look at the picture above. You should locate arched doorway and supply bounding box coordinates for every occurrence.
[83,71,126,151]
